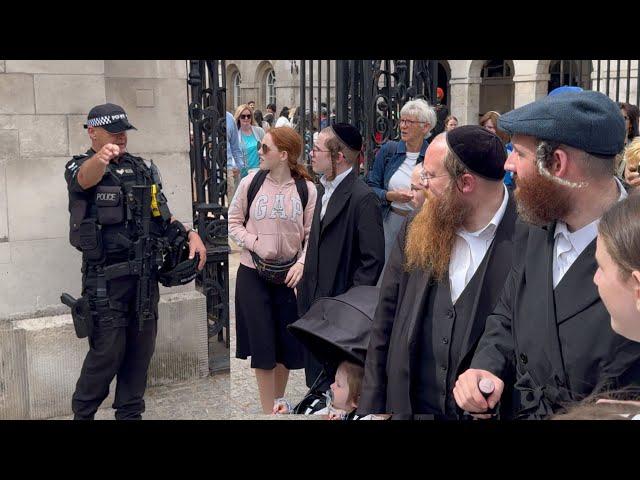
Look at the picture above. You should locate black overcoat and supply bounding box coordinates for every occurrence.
[359,192,522,418]
[470,223,640,419]
[296,169,385,318]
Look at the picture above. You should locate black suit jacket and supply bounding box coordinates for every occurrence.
[297,169,385,317]
[470,222,640,419]
[359,191,523,417]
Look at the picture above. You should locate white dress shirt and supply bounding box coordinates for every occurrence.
[449,184,509,303]
[552,177,627,288]
[319,167,353,220]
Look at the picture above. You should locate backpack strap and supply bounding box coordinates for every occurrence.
[243,169,269,226]
[294,176,308,211]
[294,176,309,250]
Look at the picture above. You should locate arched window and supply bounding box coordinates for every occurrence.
[266,69,276,106]
[232,72,242,110]
[481,60,512,79]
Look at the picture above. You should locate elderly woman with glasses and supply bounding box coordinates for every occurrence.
[367,99,436,262]
[235,103,266,178]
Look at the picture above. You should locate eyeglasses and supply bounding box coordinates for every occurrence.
[419,171,449,185]
[399,118,426,126]
[240,114,252,120]
[311,146,331,154]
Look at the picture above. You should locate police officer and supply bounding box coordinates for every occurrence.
[64,103,207,420]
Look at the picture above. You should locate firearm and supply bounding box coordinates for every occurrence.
[130,185,156,331]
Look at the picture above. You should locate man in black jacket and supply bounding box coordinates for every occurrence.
[454,90,640,419]
[297,123,385,388]
[359,127,522,419]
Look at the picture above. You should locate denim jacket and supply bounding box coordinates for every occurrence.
[366,138,429,217]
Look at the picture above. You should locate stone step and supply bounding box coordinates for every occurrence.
[0,290,208,420]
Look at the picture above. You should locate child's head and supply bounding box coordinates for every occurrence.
[330,360,364,412]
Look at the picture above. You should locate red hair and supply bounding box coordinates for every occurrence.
[266,127,313,181]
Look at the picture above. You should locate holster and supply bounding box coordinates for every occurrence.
[71,296,94,339]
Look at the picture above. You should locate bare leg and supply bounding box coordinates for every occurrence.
[274,363,290,399]
[254,368,276,414]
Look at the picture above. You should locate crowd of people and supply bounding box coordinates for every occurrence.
[225,90,640,420]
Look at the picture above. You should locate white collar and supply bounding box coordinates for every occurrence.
[554,177,628,249]
[320,167,353,189]
[458,184,509,239]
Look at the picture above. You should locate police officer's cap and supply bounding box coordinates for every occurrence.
[498,90,625,157]
[84,103,137,133]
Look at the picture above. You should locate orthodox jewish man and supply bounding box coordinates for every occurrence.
[297,123,385,388]
[359,127,522,419]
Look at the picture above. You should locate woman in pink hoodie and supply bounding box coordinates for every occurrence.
[228,126,317,413]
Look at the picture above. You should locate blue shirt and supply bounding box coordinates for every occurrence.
[241,132,260,170]
[226,112,244,169]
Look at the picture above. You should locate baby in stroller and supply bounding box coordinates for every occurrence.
[273,359,365,419]
[272,285,386,420]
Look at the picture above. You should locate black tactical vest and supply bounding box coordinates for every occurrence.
[67,149,171,262]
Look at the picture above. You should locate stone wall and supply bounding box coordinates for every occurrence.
[0,60,194,320]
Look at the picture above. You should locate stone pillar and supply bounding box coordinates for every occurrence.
[513,73,550,108]
[449,77,481,126]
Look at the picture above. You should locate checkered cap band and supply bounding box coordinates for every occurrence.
[87,113,128,127]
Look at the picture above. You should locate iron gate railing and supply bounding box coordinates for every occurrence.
[187,60,230,372]
[593,60,640,106]
[296,60,439,174]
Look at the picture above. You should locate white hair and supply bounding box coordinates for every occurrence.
[400,99,437,133]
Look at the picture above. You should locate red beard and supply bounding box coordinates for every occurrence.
[404,182,471,280]
[514,169,572,226]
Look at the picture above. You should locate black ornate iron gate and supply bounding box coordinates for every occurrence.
[296,60,439,173]
[187,60,230,372]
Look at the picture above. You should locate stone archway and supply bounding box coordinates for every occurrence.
[479,60,515,118]
[226,64,241,112]
[438,60,451,106]
[254,60,276,110]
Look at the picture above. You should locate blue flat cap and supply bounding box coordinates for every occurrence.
[498,90,625,156]
[548,85,583,96]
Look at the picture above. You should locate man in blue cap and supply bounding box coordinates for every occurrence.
[453,91,640,419]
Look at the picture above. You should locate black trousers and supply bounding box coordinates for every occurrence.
[72,269,159,420]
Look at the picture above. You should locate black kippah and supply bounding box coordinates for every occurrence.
[445,125,506,181]
[331,123,363,151]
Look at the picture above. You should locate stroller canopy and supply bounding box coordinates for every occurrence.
[288,285,379,367]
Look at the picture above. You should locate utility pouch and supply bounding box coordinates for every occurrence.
[69,199,88,249]
[95,186,124,225]
[79,218,104,261]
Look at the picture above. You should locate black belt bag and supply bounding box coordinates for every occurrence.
[250,251,298,285]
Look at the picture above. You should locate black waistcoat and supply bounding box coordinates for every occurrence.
[411,248,493,417]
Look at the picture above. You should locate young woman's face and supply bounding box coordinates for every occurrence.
[258,133,284,171]
[482,119,496,134]
[445,118,458,132]
[594,235,640,342]
[239,109,252,128]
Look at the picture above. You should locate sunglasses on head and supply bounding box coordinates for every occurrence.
[240,114,252,119]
